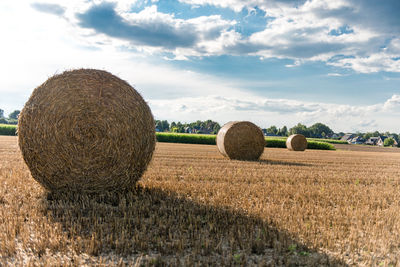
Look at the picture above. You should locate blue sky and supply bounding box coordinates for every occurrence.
[1,0,400,132]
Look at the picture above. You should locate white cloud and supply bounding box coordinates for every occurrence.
[285,60,301,68]
[17,0,399,73]
[383,95,400,112]
[178,0,251,12]
[328,52,400,73]
[175,0,399,73]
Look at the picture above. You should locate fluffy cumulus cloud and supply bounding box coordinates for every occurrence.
[34,0,400,73]
[76,3,234,49]
[383,95,400,112]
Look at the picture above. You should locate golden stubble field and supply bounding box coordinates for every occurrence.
[1,136,400,266]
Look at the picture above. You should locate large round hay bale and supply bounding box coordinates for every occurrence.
[216,121,265,160]
[286,134,307,151]
[18,69,156,192]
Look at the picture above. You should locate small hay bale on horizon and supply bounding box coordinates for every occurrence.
[286,134,307,151]
[216,121,265,161]
[18,68,156,192]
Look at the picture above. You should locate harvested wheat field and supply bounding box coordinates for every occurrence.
[1,136,400,266]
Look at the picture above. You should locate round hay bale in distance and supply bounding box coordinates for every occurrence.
[216,121,265,160]
[286,134,307,151]
[18,69,156,192]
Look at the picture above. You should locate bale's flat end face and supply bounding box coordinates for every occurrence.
[286,134,307,151]
[18,69,156,192]
[216,121,265,161]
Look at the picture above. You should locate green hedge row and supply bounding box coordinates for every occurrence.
[306,141,336,150]
[0,124,17,136]
[307,138,347,144]
[156,133,335,150]
[156,132,216,145]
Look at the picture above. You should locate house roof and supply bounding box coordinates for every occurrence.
[379,136,388,141]
[365,137,379,144]
[349,136,365,143]
[340,133,355,141]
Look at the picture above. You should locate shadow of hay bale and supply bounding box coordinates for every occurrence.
[257,159,313,167]
[42,186,347,266]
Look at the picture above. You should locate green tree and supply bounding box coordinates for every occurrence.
[155,120,163,131]
[161,120,169,131]
[278,126,288,136]
[390,133,399,140]
[212,122,221,134]
[309,123,333,138]
[155,120,170,132]
[289,123,310,137]
[363,132,373,140]
[266,125,278,135]
[8,110,20,120]
[176,122,184,133]
[372,131,380,137]
[384,137,395,147]
[0,109,6,124]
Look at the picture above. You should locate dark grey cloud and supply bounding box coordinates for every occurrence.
[76,2,198,48]
[354,0,400,31]
[314,0,400,35]
[31,3,65,16]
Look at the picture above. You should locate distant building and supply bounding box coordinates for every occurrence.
[184,127,194,134]
[388,135,399,146]
[365,137,379,145]
[197,127,212,134]
[376,136,387,146]
[340,133,355,143]
[348,136,365,145]
[365,136,397,146]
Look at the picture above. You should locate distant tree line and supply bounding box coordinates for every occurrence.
[263,122,334,138]
[155,120,335,138]
[155,120,221,134]
[0,109,20,124]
